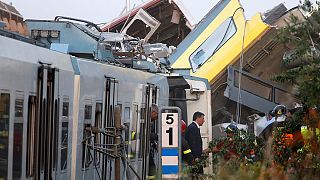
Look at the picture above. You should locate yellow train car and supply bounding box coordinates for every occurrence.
[168,0,270,84]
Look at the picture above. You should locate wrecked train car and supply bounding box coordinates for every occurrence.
[102,0,195,47]
[168,0,304,137]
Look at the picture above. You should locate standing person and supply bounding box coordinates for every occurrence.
[148,104,158,179]
[185,111,205,175]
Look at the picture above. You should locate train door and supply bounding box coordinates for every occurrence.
[81,76,122,180]
[101,76,118,180]
[81,101,103,179]
[82,100,93,176]
[26,64,60,180]
[12,92,25,180]
[140,84,157,180]
[59,98,70,176]
[124,102,141,180]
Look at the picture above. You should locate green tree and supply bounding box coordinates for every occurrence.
[274,0,320,109]
[273,0,320,174]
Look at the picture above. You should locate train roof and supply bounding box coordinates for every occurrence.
[0,34,74,72]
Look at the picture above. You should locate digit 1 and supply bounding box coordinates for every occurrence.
[166,127,173,145]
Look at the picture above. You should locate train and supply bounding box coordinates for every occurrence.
[0,17,211,180]
[167,0,301,138]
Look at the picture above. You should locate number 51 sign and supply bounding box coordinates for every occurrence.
[159,107,181,179]
[161,113,178,147]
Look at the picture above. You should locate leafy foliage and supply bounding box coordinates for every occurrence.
[271,0,320,175]
[208,130,264,163]
[182,130,265,178]
[274,0,320,108]
[271,0,320,168]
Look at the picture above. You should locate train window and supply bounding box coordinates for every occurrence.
[152,88,158,104]
[124,107,135,159]
[274,88,299,105]
[0,93,10,180]
[62,102,69,117]
[84,105,92,120]
[26,96,36,178]
[15,98,24,117]
[124,107,130,122]
[124,122,130,154]
[140,107,146,120]
[234,71,273,101]
[13,123,23,179]
[61,122,68,170]
[82,124,93,169]
[53,99,59,170]
[129,105,138,159]
[61,99,70,171]
[189,17,237,72]
[94,103,102,163]
[95,103,103,129]
[110,41,122,52]
[138,107,146,158]
[13,98,24,179]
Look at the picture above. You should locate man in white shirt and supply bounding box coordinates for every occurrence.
[185,111,205,175]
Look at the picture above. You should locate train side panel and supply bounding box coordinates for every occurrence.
[0,35,76,180]
[74,59,169,180]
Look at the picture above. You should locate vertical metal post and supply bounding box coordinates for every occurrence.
[114,106,121,180]
[126,0,131,12]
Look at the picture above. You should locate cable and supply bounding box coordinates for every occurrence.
[54,16,102,32]
[120,4,136,33]
[81,132,103,180]
[92,133,102,180]
[197,6,245,124]
[87,145,102,180]
[235,18,247,124]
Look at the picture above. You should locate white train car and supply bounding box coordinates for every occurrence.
[0,25,211,180]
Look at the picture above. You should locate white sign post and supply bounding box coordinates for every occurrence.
[162,113,178,147]
[161,112,179,179]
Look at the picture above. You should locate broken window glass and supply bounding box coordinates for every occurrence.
[189,17,237,72]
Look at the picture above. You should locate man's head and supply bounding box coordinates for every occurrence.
[193,111,205,126]
[151,104,158,121]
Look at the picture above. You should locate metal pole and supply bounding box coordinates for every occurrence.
[126,0,130,12]
[114,106,121,180]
